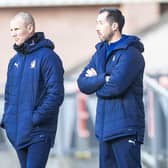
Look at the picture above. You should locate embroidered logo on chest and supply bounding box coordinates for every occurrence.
[30,60,36,69]
[112,55,116,61]
[14,62,19,68]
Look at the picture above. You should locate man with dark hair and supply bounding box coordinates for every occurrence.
[0,12,64,168]
[77,8,145,167]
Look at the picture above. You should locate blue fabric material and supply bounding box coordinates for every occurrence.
[105,35,127,59]
[16,137,52,168]
[77,35,145,142]
[99,136,142,168]
[2,32,64,149]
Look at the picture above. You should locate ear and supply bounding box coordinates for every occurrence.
[27,24,34,33]
[111,22,118,31]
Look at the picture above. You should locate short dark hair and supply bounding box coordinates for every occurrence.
[99,8,125,33]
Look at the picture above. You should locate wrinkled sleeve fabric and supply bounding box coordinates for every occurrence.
[77,54,106,95]
[1,59,14,129]
[33,53,64,126]
[96,48,145,98]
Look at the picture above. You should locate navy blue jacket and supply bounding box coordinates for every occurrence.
[1,32,64,149]
[77,35,145,142]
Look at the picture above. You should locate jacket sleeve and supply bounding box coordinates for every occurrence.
[96,48,145,98]
[77,54,106,95]
[1,86,7,129]
[32,53,64,126]
[1,59,13,129]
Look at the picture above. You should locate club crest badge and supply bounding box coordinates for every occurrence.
[112,55,116,61]
[30,60,36,68]
[14,62,19,68]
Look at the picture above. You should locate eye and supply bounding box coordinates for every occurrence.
[14,28,19,31]
[96,21,104,26]
[99,21,105,25]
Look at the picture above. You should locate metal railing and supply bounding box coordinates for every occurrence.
[0,75,168,167]
[142,75,168,168]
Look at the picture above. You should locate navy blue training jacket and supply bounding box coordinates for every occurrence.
[1,32,64,149]
[77,35,145,142]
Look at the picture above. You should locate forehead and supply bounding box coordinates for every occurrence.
[97,12,108,22]
[10,17,26,28]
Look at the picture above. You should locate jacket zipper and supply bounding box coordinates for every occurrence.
[101,99,105,140]
[16,55,26,143]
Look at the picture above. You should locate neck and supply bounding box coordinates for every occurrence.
[108,32,122,44]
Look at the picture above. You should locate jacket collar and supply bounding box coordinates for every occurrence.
[13,32,54,55]
[95,34,144,60]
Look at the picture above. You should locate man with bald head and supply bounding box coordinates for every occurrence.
[0,12,64,168]
[10,12,35,46]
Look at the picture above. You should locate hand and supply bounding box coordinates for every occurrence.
[85,68,97,77]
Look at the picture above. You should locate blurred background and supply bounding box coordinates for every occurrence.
[0,0,168,167]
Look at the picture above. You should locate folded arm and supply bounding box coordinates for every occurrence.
[77,55,105,94]
[96,49,145,98]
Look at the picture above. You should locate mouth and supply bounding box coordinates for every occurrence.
[97,30,104,37]
[97,32,104,40]
[97,31,101,36]
[14,38,19,42]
